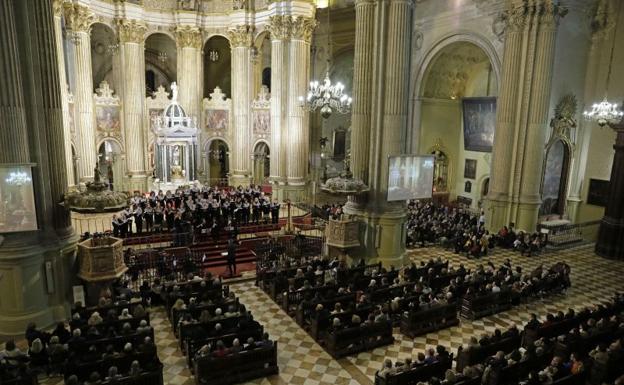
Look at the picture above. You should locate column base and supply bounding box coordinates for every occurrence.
[123,174,149,192]
[566,197,582,223]
[483,197,512,233]
[595,216,624,260]
[0,234,78,337]
[342,205,406,268]
[515,200,541,233]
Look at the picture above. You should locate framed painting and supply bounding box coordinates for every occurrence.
[587,178,610,207]
[253,109,270,135]
[95,105,121,132]
[462,97,496,152]
[464,158,477,180]
[205,109,229,131]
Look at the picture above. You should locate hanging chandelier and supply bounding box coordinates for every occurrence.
[584,1,623,127]
[301,73,352,119]
[5,171,32,186]
[300,4,351,119]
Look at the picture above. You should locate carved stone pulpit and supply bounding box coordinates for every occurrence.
[77,236,127,305]
[325,218,360,249]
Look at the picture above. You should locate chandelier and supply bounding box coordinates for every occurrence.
[5,171,32,186]
[301,73,352,119]
[300,4,351,119]
[158,51,168,63]
[584,0,623,127]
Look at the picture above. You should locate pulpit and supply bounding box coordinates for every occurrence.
[77,236,127,305]
[325,218,360,249]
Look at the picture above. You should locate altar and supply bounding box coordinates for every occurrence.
[151,82,199,190]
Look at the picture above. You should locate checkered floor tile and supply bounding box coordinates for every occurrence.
[36,244,623,385]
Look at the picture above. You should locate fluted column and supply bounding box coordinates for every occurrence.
[175,26,202,118]
[0,0,30,165]
[267,16,289,192]
[118,19,148,189]
[228,25,254,186]
[63,3,95,182]
[350,0,375,184]
[286,17,316,195]
[52,0,75,187]
[486,0,566,232]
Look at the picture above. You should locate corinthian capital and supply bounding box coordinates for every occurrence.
[227,25,254,48]
[117,19,147,44]
[53,0,66,17]
[63,3,95,33]
[538,0,567,28]
[290,16,317,42]
[590,0,615,40]
[503,0,566,33]
[267,15,292,40]
[175,26,202,49]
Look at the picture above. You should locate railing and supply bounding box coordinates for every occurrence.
[539,220,601,248]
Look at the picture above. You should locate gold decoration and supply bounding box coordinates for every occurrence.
[63,3,95,33]
[53,0,66,17]
[591,0,615,40]
[227,25,253,48]
[117,19,147,44]
[175,25,202,49]
[290,16,317,42]
[503,0,566,32]
[267,15,292,40]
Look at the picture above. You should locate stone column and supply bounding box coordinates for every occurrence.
[52,0,75,188]
[595,122,624,259]
[350,0,375,184]
[267,16,289,196]
[286,16,316,199]
[228,25,254,186]
[118,19,148,191]
[516,3,564,230]
[63,2,95,182]
[344,0,413,266]
[0,0,77,337]
[486,0,566,232]
[175,26,202,118]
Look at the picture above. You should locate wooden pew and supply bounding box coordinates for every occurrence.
[400,303,459,338]
[193,343,278,385]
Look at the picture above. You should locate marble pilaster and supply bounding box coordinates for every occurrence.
[228,25,254,186]
[118,19,148,190]
[175,26,202,119]
[286,17,316,198]
[53,0,75,188]
[63,2,96,182]
[267,16,289,196]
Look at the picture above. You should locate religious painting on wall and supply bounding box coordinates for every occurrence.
[587,178,610,207]
[539,140,569,216]
[205,109,229,131]
[149,108,164,131]
[465,181,472,193]
[464,158,477,179]
[462,97,497,152]
[95,105,121,132]
[333,129,346,159]
[252,109,270,135]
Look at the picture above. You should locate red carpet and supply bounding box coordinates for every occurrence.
[203,261,256,279]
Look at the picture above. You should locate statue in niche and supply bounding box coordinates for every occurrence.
[550,94,577,141]
[172,146,181,167]
[233,0,248,10]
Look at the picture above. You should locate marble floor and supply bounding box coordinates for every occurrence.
[40,244,624,385]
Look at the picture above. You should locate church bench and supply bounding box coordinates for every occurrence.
[63,352,162,383]
[281,284,338,313]
[374,356,453,385]
[69,329,156,355]
[193,343,278,385]
[184,327,265,369]
[171,298,239,334]
[178,315,249,349]
[294,293,358,327]
[77,301,147,320]
[455,335,521,372]
[460,290,513,320]
[400,303,459,338]
[71,315,151,335]
[325,320,394,358]
[307,306,373,340]
[104,368,165,385]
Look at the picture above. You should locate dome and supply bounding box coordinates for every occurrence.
[165,102,186,119]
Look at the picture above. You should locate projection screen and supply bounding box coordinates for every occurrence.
[387,155,435,202]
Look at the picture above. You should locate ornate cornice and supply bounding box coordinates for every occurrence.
[591,0,615,40]
[175,26,202,49]
[503,0,567,32]
[290,16,317,42]
[227,25,254,48]
[117,19,147,44]
[267,15,292,40]
[53,0,66,17]
[63,3,95,33]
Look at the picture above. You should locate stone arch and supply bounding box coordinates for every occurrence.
[203,35,232,98]
[413,31,501,100]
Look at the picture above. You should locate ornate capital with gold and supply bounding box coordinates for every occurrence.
[267,15,292,40]
[117,19,147,44]
[53,0,66,17]
[227,25,254,48]
[63,3,95,33]
[290,16,317,43]
[504,0,566,33]
[175,26,202,49]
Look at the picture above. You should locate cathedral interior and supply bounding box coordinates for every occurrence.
[1,0,624,385]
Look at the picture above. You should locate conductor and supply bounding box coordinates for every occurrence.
[226,237,237,277]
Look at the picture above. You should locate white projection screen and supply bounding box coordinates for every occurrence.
[387,155,435,202]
